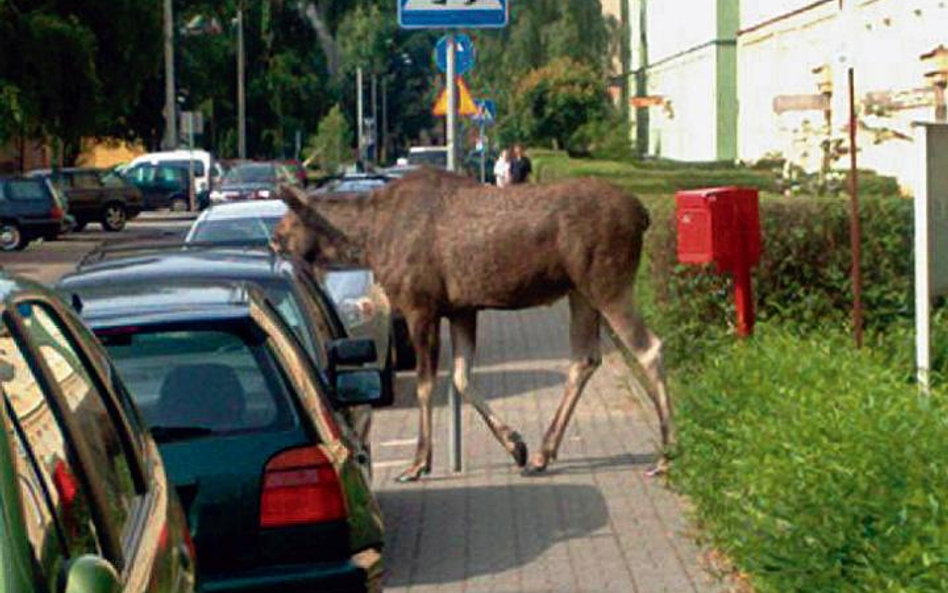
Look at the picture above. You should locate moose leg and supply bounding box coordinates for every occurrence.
[601,298,674,452]
[527,292,602,473]
[396,314,441,483]
[449,312,528,467]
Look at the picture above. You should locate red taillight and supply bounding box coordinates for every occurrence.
[50,205,64,220]
[259,445,347,528]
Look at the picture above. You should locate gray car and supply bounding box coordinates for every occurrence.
[185,200,414,373]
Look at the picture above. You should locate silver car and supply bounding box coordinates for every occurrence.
[185,200,409,376]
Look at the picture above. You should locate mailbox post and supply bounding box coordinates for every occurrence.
[676,187,762,337]
[913,123,948,394]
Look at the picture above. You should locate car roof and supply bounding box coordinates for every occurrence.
[199,199,287,221]
[74,282,256,329]
[60,249,299,289]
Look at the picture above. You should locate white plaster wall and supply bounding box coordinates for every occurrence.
[646,1,717,63]
[738,0,948,184]
[647,45,718,161]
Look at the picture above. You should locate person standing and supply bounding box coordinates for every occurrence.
[510,144,532,184]
[493,148,512,188]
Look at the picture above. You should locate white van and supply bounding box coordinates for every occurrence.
[128,150,220,193]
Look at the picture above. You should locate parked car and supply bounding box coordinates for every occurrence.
[0,271,195,593]
[314,174,392,195]
[406,146,448,169]
[62,242,394,440]
[28,167,144,231]
[128,150,216,194]
[122,162,209,212]
[185,200,414,370]
[58,278,385,593]
[209,162,299,204]
[0,176,68,251]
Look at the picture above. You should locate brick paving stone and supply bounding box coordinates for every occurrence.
[374,303,728,593]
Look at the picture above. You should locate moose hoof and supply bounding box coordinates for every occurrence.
[522,453,550,477]
[508,432,528,467]
[395,464,431,483]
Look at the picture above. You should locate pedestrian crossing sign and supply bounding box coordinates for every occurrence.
[399,0,509,29]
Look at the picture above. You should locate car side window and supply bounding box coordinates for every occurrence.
[1,326,102,590]
[298,270,347,339]
[17,302,140,550]
[73,173,101,190]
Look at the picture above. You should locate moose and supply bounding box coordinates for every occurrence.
[273,167,672,481]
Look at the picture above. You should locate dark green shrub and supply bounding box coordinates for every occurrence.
[674,328,948,593]
[643,193,914,365]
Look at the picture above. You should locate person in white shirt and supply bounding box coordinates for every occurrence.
[493,149,511,188]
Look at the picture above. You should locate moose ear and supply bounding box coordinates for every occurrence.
[278,184,309,214]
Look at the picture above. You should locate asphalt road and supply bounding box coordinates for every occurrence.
[0,212,196,285]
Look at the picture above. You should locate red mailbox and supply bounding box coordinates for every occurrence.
[675,187,761,337]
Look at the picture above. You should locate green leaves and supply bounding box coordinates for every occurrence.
[305,104,352,175]
[674,329,948,592]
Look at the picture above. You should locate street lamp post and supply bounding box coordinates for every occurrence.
[163,0,177,149]
[237,4,247,159]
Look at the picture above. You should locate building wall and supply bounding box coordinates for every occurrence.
[629,0,739,162]
[737,0,947,184]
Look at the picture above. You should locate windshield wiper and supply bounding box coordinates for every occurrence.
[149,425,215,443]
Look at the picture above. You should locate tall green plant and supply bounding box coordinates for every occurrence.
[306,104,352,174]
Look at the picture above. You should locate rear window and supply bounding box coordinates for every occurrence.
[165,160,206,176]
[190,217,281,243]
[100,326,297,442]
[4,180,50,201]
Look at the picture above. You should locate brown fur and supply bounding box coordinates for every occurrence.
[274,167,672,480]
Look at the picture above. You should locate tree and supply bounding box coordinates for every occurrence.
[305,104,352,174]
[510,57,610,152]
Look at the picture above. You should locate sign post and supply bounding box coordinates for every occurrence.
[913,122,948,395]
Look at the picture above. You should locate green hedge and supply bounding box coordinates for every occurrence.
[642,194,914,368]
[674,328,948,593]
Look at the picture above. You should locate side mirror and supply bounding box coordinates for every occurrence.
[63,555,121,593]
[334,370,384,407]
[327,339,377,367]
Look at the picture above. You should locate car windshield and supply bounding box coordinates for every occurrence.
[100,325,297,441]
[223,164,274,185]
[190,217,281,243]
[101,171,131,188]
[407,151,447,168]
[4,180,49,201]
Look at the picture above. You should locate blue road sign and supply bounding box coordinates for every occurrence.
[435,34,475,75]
[473,99,496,126]
[399,0,509,29]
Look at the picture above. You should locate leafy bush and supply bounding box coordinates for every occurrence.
[673,328,948,592]
[644,193,914,366]
[509,58,610,152]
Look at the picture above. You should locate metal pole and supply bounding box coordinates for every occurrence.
[371,74,378,165]
[357,67,364,165]
[188,115,196,211]
[163,0,177,149]
[446,33,462,473]
[237,5,247,159]
[848,67,864,348]
[381,77,389,165]
[446,34,458,173]
[915,124,932,395]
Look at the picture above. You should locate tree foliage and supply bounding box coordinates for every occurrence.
[305,104,352,174]
[509,58,610,153]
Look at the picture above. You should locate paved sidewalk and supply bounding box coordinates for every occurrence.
[371,303,726,593]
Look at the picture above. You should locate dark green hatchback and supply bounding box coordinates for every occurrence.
[0,272,195,593]
[68,282,385,593]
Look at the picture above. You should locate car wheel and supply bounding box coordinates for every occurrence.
[393,318,416,371]
[73,219,88,232]
[0,222,27,251]
[170,197,189,212]
[101,203,127,232]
